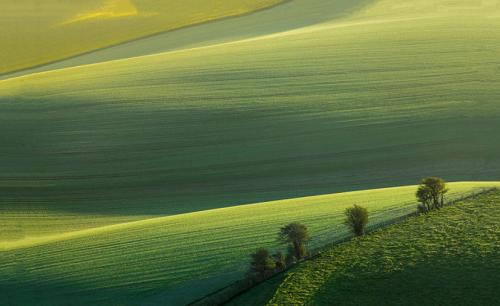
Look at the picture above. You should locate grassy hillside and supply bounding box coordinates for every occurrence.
[0,183,496,306]
[0,0,283,75]
[265,189,500,305]
[1,0,499,305]
[1,0,499,217]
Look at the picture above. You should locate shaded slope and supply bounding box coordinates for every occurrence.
[267,190,500,305]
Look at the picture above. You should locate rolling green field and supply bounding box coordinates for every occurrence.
[1,0,500,218]
[1,183,497,306]
[1,0,500,305]
[0,0,283,75]
[259,189,500,306]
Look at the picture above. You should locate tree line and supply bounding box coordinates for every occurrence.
[246,177,449,279]
[247,205,369,278]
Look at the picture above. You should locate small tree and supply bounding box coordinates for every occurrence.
[416,177,449,211]
[277,222,311,261]
[416,185,432,213]
[272,251,285,269]
[248,248,275,277]
[343,204,369,237]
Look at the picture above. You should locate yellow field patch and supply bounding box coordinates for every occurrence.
[60,0,139,25]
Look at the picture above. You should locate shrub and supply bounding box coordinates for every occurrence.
[343,204,369,237]
[247,248,275,277]
[416,177,449,212]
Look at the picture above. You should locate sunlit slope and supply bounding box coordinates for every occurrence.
[0,210,151,242]
[0,0,283,75]
[0,0,377,80]
[1,183,497,306]
[267,190,500,306]
[1,3,499,217]
[4,0,500,80]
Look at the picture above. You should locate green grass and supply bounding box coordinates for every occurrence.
[0,183,497,306]
[0,0,284,75]
[266,189,500,306]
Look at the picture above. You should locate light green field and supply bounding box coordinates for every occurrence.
[1,183,497,306]
[262,190,500,306]
[0,0,283,75]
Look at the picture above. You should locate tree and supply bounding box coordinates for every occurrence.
[416,185,432,213]
[343,204,369,237]
[277,222,311,261]
[247,248,275,277]
[416,177,449,212]
[272,251,285,268]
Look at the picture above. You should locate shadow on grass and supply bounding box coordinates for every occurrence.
[311,252,500,306]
